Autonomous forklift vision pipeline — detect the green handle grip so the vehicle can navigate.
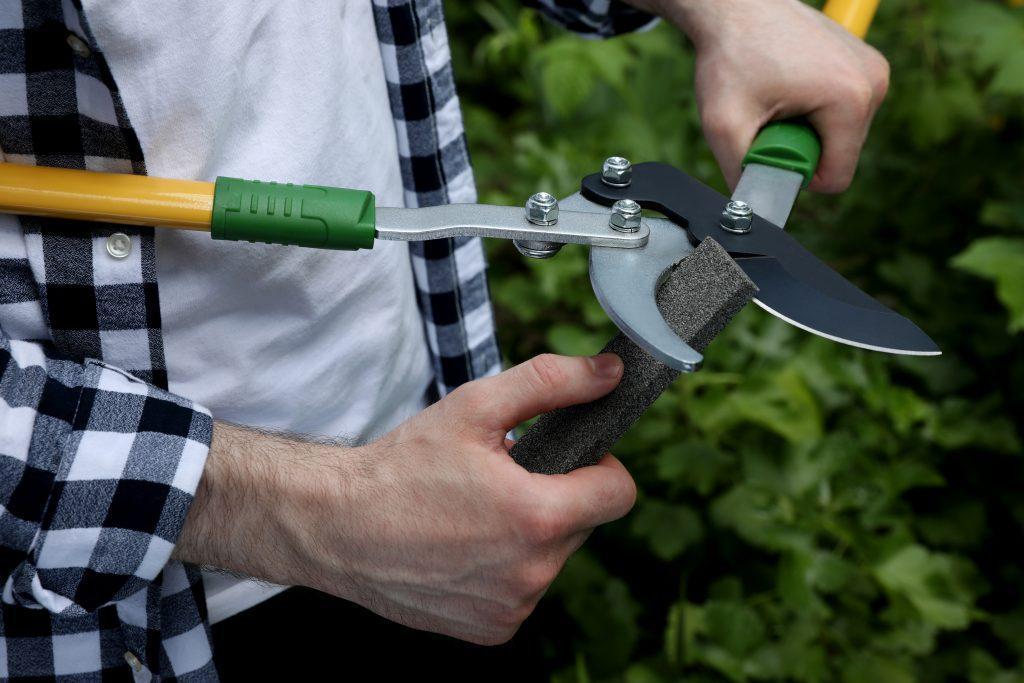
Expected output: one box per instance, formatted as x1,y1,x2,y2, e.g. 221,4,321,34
211,177,376,250
742,121,822,187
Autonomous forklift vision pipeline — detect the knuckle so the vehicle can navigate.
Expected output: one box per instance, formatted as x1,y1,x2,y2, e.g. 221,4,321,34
870,55,891,99
702,108,743,142
510,562,557,598
516,499,567,545
526,354,568,394
447,381,480,408
445,382,492,430
522,562,559,595
841,76,876,119
620,474,639,513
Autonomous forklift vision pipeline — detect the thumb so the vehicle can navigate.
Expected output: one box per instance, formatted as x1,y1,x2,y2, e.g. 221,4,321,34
452,353,623,438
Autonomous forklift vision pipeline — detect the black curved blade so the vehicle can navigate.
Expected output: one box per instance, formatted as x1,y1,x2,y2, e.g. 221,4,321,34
581,162,941,356
738,256,939,355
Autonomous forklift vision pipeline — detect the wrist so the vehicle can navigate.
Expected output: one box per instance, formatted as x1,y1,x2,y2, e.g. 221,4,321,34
174,421,346,588
650,0,739,49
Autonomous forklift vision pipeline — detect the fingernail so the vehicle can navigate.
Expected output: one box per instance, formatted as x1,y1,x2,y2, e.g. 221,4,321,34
589,353,623,379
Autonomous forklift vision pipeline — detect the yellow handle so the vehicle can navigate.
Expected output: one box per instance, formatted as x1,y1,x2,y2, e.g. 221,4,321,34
0,163,214,230
822,0,879,38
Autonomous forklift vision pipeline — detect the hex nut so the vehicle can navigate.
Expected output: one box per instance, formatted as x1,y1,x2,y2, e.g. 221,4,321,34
514,239,561,259
719,200,753,234
525,192,559,225
601,156,632,187
609,198,642,233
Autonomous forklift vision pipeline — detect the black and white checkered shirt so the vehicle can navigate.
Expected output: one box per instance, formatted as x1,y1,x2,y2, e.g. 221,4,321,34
0,0,652,679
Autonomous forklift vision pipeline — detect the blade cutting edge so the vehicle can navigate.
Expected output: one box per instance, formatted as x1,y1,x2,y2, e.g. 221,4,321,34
739,256,941,356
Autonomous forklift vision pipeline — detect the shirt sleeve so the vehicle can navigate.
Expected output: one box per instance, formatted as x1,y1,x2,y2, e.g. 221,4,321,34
0,329,212,616
528,0,658,37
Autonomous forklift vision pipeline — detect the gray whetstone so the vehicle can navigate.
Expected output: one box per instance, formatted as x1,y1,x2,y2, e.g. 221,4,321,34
510,238,757,475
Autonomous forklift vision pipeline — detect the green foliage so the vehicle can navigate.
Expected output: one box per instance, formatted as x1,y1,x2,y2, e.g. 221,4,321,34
447,0,1024,680
953,238,1024,332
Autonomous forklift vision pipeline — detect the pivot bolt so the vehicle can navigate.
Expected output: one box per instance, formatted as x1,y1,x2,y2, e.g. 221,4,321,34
601,156,632,187
514,240,562,259
720,200,753,234
525,192,559,225
609,199,642,233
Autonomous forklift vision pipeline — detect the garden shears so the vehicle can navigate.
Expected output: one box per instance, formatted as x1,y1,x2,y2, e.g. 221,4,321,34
0,0,937,371
0,151,939,372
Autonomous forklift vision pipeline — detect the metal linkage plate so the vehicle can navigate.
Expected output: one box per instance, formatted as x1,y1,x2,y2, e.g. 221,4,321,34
375,204,649,248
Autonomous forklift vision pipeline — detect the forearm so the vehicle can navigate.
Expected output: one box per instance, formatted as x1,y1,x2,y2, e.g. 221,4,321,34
174,421,342,588
616,0,724,44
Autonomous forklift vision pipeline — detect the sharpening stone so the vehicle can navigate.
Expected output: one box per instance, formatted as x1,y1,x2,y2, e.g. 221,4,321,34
510,238,757,475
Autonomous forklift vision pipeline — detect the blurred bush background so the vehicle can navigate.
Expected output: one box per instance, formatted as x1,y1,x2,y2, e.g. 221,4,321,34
447,0,1024,680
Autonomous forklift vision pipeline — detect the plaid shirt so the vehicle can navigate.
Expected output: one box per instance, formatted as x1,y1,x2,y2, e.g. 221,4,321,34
0,0,652,679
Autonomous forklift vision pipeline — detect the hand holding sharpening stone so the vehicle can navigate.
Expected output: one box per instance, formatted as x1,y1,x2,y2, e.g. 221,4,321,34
510,238,757,475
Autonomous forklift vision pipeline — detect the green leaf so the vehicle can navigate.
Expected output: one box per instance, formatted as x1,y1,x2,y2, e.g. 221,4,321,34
916,501,987,549
654,440,732,495
901,71,985,147
992,51,1024,96
711,485,813,553
842,654,916,683
809,552,858,594
873,545,974,629
546,323,602,356
777,551,825,614
630,500,704,561
534,39,599,118
703,601,767,657
624,663,667,683
926,398,1022,454
952,237,1024,332
550,552,641,672
736,368,823,444
991,610,1024,659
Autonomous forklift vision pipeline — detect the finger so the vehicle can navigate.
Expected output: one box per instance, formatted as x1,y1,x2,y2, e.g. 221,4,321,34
699,97,764,191
453,354,624,437
806,90,874,194
538,454,637,532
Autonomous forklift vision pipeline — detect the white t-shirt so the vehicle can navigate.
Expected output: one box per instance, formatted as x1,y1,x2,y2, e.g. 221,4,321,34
84,0,434,622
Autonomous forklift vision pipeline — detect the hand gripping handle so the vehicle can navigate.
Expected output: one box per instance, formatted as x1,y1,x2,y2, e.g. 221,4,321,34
741,0,881,187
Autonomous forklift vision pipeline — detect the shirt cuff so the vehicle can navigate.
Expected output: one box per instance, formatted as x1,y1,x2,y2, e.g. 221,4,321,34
16,360,212,614
529,0,658,37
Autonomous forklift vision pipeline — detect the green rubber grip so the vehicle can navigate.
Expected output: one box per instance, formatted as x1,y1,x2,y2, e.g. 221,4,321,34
211,177,375,250
742,121,822,187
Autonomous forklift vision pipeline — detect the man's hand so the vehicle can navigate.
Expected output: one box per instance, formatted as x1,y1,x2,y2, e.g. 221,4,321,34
175,353,635,645
629,0,889,193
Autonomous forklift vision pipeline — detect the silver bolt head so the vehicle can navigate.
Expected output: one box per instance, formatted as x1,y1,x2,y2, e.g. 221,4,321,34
719,200,753,234
514,239,561,259
609,198,642,233
601,156,633,187
525,192,559,225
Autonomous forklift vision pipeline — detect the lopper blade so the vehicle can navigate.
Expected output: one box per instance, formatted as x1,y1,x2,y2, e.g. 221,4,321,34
580,162,941,357
739,256,940,355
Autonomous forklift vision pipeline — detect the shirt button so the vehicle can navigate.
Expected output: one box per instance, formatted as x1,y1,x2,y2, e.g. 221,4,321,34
66,32,91,58
123,651,143,672
106,232,132,259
